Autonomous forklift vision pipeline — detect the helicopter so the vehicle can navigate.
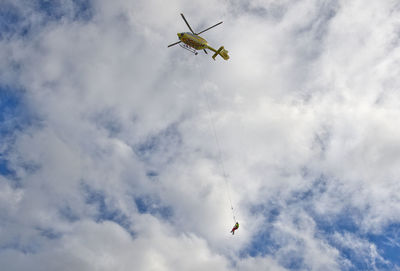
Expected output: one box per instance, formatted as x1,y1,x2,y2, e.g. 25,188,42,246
168,13,229,61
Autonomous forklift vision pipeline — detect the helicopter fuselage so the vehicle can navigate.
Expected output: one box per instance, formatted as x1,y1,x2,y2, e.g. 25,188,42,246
178,32,208,50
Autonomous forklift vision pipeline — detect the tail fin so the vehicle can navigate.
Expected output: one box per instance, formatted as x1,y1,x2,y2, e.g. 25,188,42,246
212,46,229,60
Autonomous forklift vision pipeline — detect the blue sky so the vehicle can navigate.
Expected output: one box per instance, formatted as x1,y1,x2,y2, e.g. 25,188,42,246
1,0,400,270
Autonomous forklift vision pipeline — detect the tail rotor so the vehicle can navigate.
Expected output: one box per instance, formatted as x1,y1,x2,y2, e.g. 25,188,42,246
212,46,230,60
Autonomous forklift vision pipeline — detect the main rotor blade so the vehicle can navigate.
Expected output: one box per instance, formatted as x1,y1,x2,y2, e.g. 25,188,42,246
168,41,181,47
181,13,195,34
196,21,223,35
203,49,208,54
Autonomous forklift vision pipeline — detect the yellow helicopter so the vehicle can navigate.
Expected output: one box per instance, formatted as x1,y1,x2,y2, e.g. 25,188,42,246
168,13,229,61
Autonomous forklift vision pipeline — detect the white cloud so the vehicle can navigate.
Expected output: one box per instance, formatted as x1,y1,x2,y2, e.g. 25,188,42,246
1,0,400,270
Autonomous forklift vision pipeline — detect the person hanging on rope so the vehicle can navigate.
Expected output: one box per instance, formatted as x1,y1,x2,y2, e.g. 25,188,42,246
230,221,239,235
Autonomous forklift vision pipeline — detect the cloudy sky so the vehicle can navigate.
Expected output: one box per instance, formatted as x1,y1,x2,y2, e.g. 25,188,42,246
1,0,400,270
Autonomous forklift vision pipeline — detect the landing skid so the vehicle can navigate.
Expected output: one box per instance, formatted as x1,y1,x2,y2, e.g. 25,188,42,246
180,44,198,55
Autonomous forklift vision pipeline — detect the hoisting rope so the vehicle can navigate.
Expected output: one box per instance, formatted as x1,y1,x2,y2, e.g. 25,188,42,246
197,63,237,223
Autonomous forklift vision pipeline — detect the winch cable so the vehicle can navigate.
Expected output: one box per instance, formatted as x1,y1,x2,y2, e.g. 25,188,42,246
197,63,237,223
